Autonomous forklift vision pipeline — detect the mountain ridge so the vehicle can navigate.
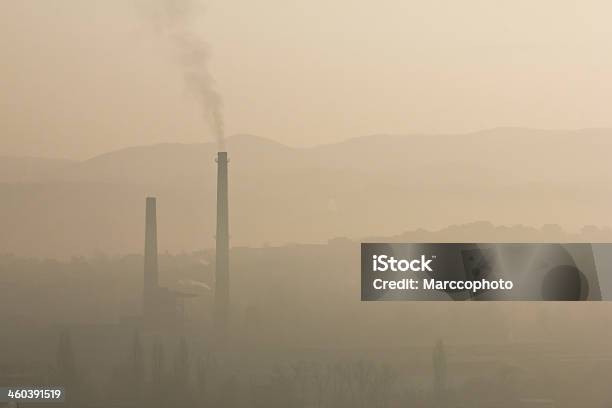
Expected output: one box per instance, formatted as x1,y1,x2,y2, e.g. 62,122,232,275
2,128,612,257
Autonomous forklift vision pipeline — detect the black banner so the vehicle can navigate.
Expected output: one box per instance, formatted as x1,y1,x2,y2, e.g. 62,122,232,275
361,243,612,301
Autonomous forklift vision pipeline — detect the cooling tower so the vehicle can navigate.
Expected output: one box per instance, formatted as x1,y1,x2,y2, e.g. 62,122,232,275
214,152,230,338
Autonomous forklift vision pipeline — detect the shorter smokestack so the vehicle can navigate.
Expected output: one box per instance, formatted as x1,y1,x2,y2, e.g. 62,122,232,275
144,197,159,324
214,152,229,339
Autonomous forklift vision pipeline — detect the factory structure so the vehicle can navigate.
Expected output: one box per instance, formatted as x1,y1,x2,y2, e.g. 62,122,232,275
142,151,230,338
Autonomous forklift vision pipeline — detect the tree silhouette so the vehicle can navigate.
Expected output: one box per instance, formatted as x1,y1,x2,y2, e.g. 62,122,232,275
433,339,447,407
56,328,77,406
150,337,165,407
132,330,145,399
172,336,193,406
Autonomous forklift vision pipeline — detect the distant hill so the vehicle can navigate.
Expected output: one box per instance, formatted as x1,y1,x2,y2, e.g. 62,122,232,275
2,128,612,257
11,127,612,185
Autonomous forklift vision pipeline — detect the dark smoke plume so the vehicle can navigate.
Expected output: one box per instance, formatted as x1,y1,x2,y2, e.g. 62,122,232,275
146,0,225,149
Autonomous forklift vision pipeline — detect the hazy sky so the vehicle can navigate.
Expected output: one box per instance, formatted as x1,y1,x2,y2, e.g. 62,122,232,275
1,0,612,159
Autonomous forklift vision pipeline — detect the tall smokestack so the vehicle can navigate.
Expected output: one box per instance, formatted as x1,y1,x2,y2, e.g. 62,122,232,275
144,197,159,325
214,152,229,338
